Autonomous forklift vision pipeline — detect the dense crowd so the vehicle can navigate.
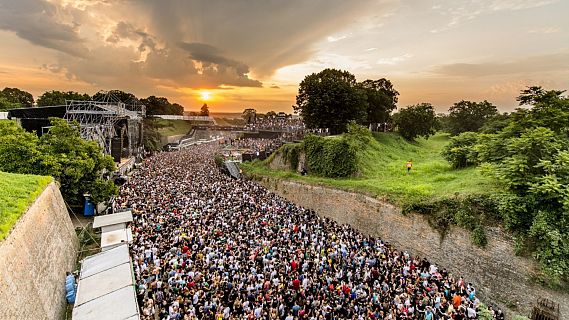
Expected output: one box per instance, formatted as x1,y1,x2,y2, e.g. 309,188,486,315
225,138,282,153
245,117,305,132
115,143,504,320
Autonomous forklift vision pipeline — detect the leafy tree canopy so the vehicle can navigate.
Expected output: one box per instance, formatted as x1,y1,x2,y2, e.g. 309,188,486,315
1,87,34,107
516,86,565,106
36,90,91,106
446,100,498,135
392,103,437,140
142,95,184,115
359,78,399,124
200,103,209,116
93,90,137,103
0,95,22,111
295,68,367,134
0,119,117,205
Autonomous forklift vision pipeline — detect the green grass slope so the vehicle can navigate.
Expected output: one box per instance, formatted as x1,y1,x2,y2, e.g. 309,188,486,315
0,172,52,241
242,132,498,205
155,119,192,136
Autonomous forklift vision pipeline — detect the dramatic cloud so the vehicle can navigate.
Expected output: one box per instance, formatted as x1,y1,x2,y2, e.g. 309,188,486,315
0,0,87,56
0,0,567,112
430,52,569,78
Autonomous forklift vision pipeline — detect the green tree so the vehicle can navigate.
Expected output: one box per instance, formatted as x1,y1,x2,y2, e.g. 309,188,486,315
479,113,511,134
447,100,498,135
516,86,565,106
1,87,34,107
359,78,399,124
36,90,90,106
441,132,480,168
92,90,137,103
0,95,21,111
141,96,184,115
200,103,209,116
295,68,367,134
0,119,117,205
392,103,437,140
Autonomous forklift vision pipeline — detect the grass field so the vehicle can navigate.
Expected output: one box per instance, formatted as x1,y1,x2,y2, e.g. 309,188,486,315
242,132,499,205
154,119,192,136
0,172,52,241
214,117,246,126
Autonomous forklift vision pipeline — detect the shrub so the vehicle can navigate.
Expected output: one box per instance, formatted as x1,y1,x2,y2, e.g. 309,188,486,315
304,135,357,177
441,132,480,168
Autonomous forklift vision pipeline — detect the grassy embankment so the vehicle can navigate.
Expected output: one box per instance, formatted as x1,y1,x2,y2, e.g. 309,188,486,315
0,171,52,241
154,119,193,136
214,117,246,126
242,132,499,205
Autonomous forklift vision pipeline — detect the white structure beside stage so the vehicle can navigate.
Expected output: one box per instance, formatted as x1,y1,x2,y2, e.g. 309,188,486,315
72,244,139,320
93,210,134,251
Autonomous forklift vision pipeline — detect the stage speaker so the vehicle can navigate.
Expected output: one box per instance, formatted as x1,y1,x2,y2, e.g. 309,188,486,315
111,138,122,162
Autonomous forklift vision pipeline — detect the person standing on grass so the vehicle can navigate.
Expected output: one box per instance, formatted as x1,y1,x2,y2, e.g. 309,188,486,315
406,159,413,174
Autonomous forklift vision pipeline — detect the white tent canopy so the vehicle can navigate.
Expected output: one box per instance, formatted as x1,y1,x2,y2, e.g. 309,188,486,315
72,244,139,320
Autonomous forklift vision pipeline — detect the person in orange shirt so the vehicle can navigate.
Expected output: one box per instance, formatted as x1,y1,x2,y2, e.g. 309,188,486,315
406,159,413,175
453,293,462,309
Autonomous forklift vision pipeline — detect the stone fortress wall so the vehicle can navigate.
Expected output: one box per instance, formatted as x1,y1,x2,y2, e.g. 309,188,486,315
256,177,568,319
0,182,78,319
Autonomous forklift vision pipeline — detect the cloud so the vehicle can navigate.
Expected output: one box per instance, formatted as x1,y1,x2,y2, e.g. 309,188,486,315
0,0,88,56
528,26,560,34
2,0,394,93
377,53,413,65
430,0,558,33
327,35,348,42
136,0,390,76
430,52,569,77
270,85,280,89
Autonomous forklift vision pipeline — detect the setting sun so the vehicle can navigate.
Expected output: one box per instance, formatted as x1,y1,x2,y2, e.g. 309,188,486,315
200,91,211,101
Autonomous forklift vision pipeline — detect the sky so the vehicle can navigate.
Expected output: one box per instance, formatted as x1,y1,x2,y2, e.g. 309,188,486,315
0,0,567,113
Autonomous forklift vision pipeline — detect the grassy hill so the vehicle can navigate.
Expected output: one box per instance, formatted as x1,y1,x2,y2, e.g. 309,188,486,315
0,172,52,241
154,119,193,136
242,132,498,205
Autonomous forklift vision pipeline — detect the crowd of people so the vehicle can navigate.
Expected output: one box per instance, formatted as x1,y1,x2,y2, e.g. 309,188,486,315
224,138,282,153
115,142,504,320
245,116,305,132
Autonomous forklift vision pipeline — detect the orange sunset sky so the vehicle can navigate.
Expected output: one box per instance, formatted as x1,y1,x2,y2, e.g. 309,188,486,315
0,0,568,113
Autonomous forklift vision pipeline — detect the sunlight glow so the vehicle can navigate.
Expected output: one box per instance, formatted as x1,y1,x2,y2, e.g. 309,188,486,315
200,91,211,101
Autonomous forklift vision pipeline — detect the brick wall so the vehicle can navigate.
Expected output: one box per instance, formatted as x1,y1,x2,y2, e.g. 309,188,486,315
257,177,568,319
0,182,78,319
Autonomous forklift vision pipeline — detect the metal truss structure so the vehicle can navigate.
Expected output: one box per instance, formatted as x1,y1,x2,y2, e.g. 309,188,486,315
63,91,146,156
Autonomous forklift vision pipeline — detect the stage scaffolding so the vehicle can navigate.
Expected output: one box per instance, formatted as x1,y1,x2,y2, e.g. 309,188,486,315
63,91,146,157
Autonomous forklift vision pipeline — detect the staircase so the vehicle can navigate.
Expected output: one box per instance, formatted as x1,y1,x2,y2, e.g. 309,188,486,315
224,161,241,179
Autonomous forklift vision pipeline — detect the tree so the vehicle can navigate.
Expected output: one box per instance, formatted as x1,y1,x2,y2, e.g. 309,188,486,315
516,86,565,106
92,90,137,103
0,95,21,111
242,108,256,124
479,113,511,134
507,88,569,136
441,132,480,168
295,68,367,134
446,100,498,135
0,119,117,205
1,87,34,107
141,96,184,115
36,90,90,106
359,78,399,124
200,103,209,116
392,103,437,140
